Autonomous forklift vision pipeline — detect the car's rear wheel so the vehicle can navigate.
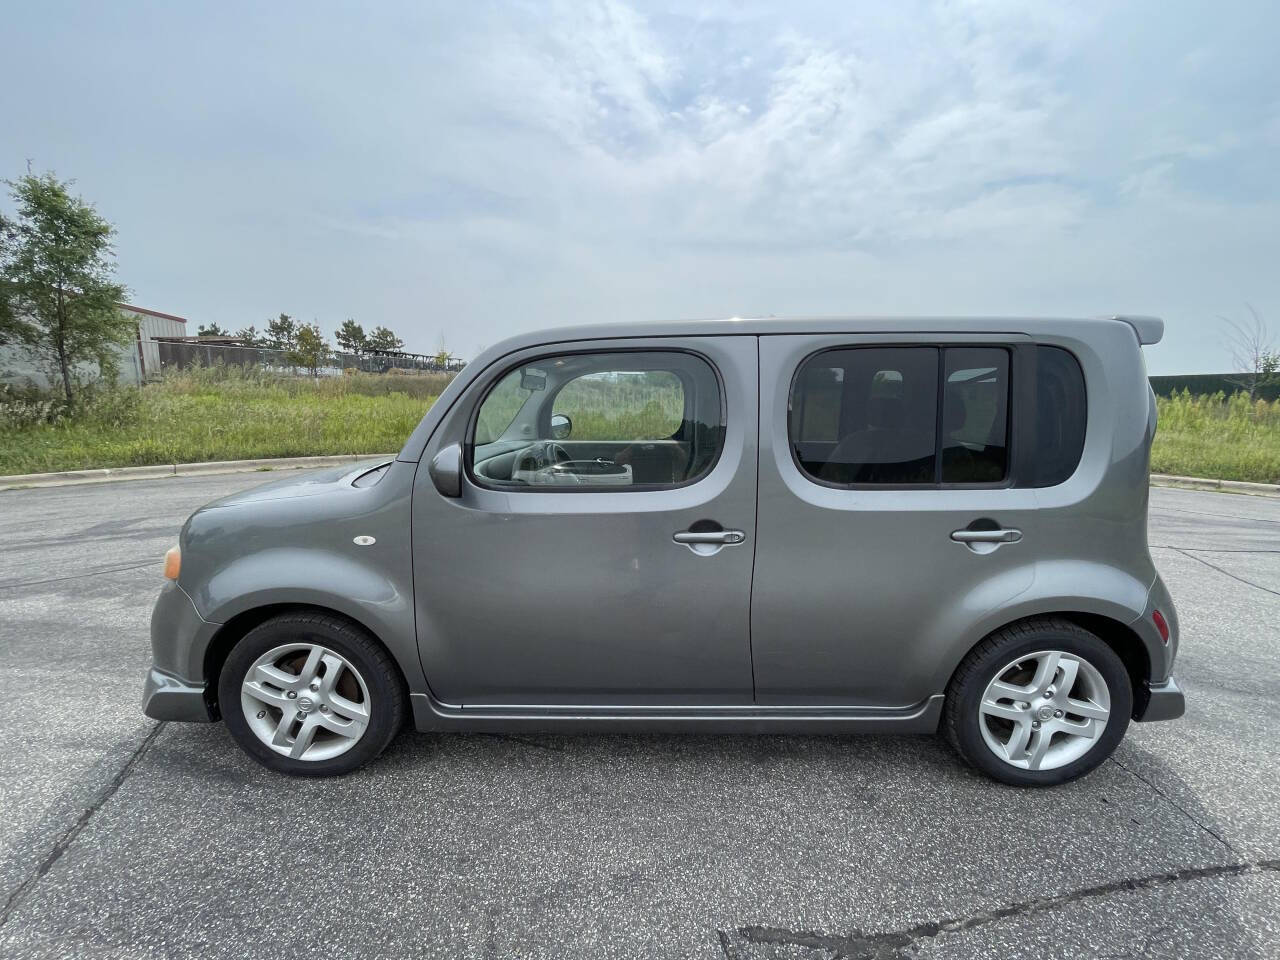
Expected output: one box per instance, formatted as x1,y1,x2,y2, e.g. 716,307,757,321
218,612,406,776
944,618,1132,786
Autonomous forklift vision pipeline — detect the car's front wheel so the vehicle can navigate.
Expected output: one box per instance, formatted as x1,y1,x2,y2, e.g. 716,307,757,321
944,618,1133,786
218,612,406,776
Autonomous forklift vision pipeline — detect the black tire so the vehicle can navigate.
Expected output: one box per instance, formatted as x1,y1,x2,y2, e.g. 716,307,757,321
218,612,407,777
943,617,1133,787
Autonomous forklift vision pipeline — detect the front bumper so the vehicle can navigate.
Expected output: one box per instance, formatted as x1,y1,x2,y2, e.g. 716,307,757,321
1133,677,1185,722
143,666,212,722
144,579,217,722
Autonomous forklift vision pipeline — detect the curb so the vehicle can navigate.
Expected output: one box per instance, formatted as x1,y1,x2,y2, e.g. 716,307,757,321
1149,474,1280,498
0,454,397,491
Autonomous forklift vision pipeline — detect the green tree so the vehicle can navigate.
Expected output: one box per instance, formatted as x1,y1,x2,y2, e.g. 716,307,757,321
367,324,404,352
0,172,131,404
235,324,261,347
266,312,296,351
197,321,229,337
335,318,367,354
0,288,29,345
288,321,330,375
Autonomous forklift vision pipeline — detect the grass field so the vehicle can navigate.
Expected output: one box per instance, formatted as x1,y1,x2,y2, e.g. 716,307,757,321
0,369,450,475
1150,390,1280,484
1,373,1277,483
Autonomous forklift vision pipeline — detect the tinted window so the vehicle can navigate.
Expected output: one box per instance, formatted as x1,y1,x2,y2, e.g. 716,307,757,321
942,348,1009,483
1031,345,1086,486
793,363,844,442
791,345,1014,487
792,347,939,485
471,351,721,490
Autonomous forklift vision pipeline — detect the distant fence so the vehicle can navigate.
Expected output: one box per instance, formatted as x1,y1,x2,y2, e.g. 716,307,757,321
1150,373,1280,402
152,342,465,379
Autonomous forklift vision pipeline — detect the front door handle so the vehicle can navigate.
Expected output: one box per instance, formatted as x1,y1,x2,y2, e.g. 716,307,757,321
673,529,746,545
950,528,1022,544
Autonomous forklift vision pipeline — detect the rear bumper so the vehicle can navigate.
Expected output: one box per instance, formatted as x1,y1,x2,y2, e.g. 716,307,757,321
143,666,213,722
1133,677,1185,722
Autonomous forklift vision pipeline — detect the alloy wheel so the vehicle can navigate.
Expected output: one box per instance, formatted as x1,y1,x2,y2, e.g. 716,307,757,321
240,642,371,761
977,649,1111,771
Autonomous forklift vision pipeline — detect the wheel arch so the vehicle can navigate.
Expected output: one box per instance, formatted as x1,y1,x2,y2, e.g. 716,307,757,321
945,610,1151,719
202,603,408,720
1055,611,1150,711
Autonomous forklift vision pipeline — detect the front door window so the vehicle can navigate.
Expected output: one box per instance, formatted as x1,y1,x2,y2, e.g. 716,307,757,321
470,350,723,489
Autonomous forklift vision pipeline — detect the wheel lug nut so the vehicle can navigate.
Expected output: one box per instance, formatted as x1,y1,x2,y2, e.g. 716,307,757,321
286,691,297,699
1032,721,1041,729
310,681,320,691
1054,709,1064,718
320,705,328,712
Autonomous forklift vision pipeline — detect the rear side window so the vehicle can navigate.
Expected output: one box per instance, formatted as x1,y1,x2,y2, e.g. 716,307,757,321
790,345,1010,487
792,347,939,484
942,348,1009,483
1030,346,1086,487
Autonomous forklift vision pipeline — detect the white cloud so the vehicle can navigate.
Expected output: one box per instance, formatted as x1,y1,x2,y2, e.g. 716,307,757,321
452,0,1099,250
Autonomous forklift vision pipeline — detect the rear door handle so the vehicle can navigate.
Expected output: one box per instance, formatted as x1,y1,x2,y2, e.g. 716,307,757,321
950,528,1022,544
673,529,746,545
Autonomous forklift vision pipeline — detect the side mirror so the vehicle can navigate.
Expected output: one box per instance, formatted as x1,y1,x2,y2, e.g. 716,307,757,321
429,442,462,498
550,413,572,440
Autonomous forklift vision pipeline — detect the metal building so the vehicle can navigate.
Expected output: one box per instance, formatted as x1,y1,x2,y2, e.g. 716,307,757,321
120,303,189,383
0,302,189,389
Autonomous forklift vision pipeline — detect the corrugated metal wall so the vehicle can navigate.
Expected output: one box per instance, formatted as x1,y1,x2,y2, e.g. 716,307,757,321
127,310,188,382
0,305,188,389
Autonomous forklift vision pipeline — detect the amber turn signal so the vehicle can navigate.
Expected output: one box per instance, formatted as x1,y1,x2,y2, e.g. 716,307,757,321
163,546,181,580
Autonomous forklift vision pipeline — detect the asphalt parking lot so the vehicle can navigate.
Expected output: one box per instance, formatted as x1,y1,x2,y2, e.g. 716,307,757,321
0,475,1277,959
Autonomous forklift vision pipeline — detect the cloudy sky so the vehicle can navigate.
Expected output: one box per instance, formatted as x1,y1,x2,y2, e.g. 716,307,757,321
3,0,1277,373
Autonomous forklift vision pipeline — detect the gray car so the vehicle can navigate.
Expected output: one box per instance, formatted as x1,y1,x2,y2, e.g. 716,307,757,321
144,316,1183,786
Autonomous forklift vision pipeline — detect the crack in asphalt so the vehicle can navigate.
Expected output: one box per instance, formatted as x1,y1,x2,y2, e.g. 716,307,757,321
477,733,568,753
1155,505,1280,525
719,860,1280,959
0,722,166,930
0,558,159,590
0,516,166,552
1110,757,1238,855
1150,544,1280,554
1169,547,1280,598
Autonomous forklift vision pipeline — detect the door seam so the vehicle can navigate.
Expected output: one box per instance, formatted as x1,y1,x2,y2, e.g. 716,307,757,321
748,335,761,703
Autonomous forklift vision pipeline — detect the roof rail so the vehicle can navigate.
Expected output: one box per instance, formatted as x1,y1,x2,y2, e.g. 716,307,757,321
1104,315,1164,345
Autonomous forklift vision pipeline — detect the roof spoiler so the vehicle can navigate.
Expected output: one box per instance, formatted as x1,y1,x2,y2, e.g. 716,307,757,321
1106,315,1164,345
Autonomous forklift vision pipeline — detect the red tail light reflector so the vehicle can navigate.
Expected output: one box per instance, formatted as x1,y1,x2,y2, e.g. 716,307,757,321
1152,609,1170,644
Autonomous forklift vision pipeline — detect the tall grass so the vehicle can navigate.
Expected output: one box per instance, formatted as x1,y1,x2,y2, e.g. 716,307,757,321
0,369,447,474
1151,390,1280,484
554,375,683,440
474,372,685,443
